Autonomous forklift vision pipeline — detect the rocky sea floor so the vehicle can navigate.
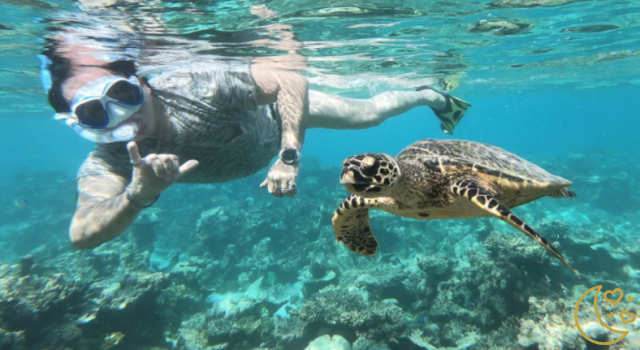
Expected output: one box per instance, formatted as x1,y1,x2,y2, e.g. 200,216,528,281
0,150,639,350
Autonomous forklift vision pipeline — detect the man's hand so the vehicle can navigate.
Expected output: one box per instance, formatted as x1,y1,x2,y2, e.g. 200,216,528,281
260,159,299,198
126,141,199,203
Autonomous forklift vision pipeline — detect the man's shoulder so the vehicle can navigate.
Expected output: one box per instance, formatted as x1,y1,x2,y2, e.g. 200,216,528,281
139,57,252,83
140,57,258,109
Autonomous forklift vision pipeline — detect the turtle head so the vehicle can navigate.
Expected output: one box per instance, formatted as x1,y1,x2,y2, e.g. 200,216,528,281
339,153,400,196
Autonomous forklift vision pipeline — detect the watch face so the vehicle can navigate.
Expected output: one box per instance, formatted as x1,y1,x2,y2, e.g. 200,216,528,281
281,148,298,163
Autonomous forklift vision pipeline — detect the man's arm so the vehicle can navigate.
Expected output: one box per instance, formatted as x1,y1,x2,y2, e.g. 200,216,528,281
252,66,309,197
70,173,145,249
245,14,310,197
276,71,308,154
251,67,308,152
70,143,198,249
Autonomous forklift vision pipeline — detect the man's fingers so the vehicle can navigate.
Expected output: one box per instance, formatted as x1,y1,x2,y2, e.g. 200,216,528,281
161,155,179,177
178,160,199,176
260,173,297,198
269,180,283,198
149,156,166,178
272,188,284,198
284,180,297,197
127,141,143,165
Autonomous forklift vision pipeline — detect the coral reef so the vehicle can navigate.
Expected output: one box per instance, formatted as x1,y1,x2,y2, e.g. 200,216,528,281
1,153,639,349
304,335,350,350
295,285,414,342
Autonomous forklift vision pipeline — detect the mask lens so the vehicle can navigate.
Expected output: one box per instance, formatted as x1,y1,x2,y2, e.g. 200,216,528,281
106,80,143,105
75,100,108,128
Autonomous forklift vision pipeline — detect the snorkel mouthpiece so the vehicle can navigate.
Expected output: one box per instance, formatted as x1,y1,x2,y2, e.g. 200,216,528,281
72,122,138,143
72,123,138,143
79,122,138,143
56,113,139,143
111,123,137,141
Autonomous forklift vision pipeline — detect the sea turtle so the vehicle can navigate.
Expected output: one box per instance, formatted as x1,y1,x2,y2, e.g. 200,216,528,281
332,138,578,274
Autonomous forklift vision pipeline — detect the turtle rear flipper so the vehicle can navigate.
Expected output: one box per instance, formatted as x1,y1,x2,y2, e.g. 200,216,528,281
450,178,579,275
548,188,576,198
332,195,386,256
415,85,471,135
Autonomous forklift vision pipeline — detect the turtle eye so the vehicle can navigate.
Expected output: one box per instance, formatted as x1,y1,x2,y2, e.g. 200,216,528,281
351,170,370,183
352,184,369,192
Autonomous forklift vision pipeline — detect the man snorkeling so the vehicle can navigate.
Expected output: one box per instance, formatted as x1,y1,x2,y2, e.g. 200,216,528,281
41,2,472,250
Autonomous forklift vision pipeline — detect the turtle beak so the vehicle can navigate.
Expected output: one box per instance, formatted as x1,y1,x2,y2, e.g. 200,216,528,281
340,169,358,185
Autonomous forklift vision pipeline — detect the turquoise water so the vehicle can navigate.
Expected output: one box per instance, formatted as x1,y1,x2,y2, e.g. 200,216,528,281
2,0,640,181
1,1,640,349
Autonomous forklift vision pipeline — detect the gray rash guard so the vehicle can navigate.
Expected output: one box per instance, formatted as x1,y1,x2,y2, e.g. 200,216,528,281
76,59,282,184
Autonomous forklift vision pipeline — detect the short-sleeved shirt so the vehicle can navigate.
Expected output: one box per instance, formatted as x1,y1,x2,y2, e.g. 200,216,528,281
76,59,282,184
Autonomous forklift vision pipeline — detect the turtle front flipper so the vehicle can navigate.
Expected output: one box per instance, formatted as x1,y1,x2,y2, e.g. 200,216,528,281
450,178,579,275
332,194,382,256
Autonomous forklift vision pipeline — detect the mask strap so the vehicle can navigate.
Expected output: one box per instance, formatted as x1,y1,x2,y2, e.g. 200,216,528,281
53,112,70,121
38,55,52,93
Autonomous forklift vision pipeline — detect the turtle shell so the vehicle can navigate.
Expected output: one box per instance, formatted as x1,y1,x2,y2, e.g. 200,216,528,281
397,139,572,192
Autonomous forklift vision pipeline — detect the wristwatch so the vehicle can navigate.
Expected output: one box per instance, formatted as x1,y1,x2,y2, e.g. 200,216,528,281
279,147,299,165
124,186,159,209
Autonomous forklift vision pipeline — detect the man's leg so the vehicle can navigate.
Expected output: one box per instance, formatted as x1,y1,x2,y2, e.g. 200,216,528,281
306,88,471,134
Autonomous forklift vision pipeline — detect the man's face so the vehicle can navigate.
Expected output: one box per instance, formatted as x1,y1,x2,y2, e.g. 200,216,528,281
62,68,157,140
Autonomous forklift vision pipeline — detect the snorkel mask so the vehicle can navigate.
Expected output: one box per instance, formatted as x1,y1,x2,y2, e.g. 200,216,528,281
55,75,144,143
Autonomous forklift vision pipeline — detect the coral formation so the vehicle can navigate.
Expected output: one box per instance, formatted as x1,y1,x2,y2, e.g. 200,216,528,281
296,285,414,342
1,153,639,349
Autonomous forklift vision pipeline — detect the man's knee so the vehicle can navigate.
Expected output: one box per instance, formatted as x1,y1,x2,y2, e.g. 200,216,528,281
357,113,384,128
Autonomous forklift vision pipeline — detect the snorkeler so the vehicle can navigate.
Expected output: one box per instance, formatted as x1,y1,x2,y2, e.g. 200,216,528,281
41,2,472,250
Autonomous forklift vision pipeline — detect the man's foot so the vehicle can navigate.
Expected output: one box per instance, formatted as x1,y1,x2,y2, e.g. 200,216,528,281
416,85,471,135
